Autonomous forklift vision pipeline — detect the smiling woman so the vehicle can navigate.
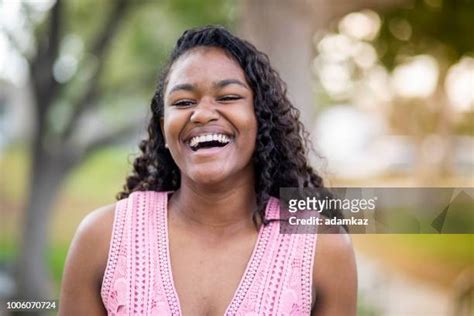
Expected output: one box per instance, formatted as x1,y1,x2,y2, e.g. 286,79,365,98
161,48,257,187
58,26,357,316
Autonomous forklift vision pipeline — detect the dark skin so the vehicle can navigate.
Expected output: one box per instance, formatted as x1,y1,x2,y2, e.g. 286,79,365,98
59,48,357,315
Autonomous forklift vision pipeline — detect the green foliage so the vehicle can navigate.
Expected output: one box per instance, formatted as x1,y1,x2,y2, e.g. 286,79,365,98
64,0,112,44
376,0,474,69
165,0,235,28
24,0,237,134
99,0,235,92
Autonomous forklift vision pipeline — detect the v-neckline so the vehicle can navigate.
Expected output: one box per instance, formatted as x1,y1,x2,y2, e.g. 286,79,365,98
161,191,268,315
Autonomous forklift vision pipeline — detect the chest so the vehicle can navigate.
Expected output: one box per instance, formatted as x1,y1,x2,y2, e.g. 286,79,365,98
168,228,257,315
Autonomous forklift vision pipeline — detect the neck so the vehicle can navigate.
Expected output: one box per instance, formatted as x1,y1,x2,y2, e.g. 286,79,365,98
169,172,257,231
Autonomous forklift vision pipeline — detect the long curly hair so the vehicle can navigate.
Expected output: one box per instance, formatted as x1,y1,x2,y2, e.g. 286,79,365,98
117,26,334,225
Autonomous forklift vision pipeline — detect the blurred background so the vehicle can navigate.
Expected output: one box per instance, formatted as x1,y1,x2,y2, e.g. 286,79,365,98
0,0,472,315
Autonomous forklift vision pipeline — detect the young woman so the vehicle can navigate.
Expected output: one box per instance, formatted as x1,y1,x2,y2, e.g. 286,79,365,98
59,26,357,315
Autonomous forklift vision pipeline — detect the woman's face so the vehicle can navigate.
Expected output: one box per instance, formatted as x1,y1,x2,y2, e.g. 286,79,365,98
162,47,257,185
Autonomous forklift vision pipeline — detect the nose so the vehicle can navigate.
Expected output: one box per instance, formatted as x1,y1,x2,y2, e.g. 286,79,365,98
190,98,219,124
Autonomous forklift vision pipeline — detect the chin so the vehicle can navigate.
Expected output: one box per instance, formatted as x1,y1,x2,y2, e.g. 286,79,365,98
188,166,231,185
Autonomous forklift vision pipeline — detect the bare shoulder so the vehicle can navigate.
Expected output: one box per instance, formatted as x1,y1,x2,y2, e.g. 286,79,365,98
315,230,355,266
76,203,116,247
69,202,116,280
311,231,357,315
58,203,117,316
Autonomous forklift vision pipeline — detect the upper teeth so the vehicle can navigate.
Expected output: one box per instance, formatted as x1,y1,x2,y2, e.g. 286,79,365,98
189,133,231,148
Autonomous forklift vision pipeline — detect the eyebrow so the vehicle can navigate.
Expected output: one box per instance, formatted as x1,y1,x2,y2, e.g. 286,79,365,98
168,83,196,95
167,79,248,95
214,79,248,89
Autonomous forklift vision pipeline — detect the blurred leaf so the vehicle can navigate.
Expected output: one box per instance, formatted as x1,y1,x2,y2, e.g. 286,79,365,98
376,0,474,69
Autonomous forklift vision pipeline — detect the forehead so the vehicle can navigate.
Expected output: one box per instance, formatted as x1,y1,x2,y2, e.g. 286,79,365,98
166,47,246,88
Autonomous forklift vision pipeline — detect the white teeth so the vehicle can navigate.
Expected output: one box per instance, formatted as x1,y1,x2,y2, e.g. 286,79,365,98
188,133,231,148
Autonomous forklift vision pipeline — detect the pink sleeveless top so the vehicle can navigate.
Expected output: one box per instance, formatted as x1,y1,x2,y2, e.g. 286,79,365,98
101,191,318,315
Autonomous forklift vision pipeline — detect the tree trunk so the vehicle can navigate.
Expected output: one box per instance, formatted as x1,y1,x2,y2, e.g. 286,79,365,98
238,0,317,129
15,148,71,303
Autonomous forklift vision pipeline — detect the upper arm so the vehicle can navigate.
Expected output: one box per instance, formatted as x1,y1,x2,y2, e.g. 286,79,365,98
311,231,358,316
58,203,116,316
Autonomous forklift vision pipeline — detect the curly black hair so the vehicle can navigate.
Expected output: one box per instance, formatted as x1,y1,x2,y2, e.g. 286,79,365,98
117,25,335,225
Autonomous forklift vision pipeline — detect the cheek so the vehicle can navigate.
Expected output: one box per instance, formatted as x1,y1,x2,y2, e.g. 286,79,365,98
248,118,258,144
163,111,184,141
245,108,258,139
239,111,258,149
162,111,189,167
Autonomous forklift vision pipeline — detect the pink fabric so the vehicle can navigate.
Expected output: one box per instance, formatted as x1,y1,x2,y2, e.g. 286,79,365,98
101,191,318,315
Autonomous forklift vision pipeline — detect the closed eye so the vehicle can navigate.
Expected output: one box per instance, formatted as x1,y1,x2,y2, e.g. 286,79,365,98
217,95,242,102
172,99,195,107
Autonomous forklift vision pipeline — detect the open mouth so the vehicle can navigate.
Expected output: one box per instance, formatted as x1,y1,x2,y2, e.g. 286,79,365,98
188,133,232,152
